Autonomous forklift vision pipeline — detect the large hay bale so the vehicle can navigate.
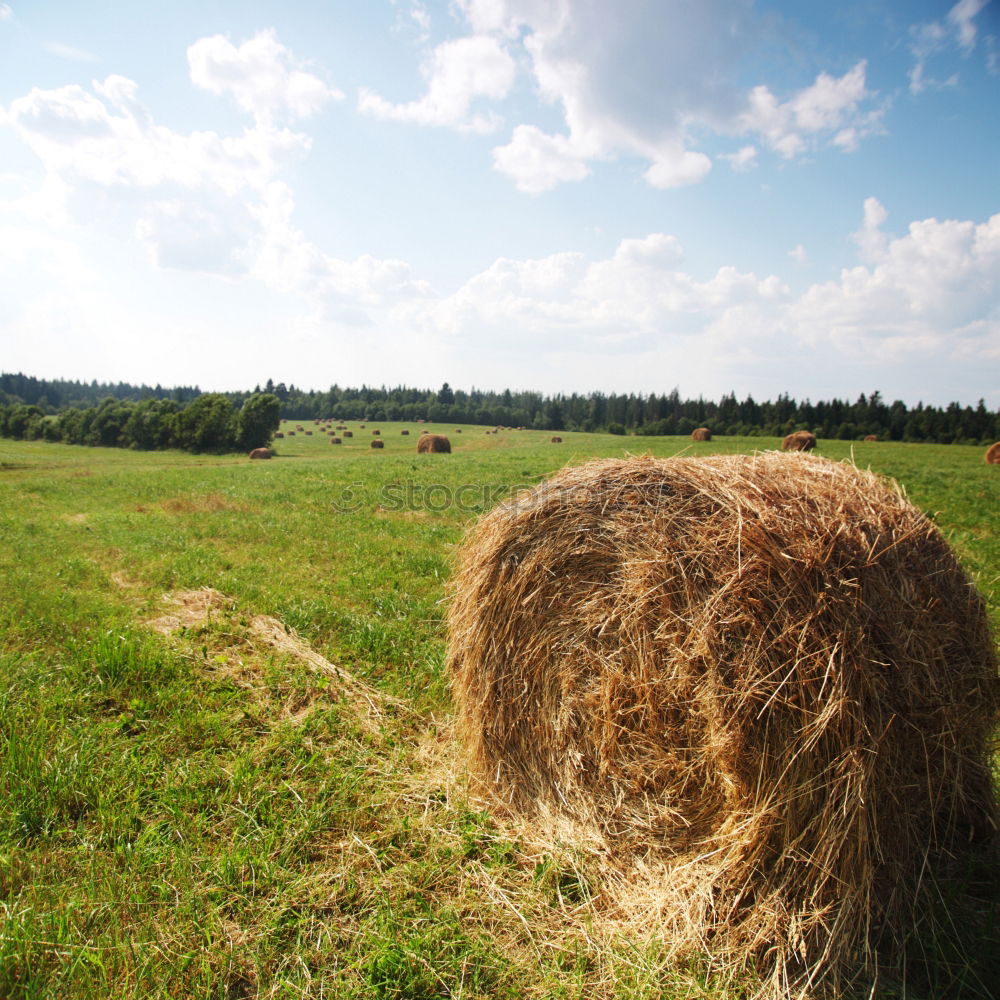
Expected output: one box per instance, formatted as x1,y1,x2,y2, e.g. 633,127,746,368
448,453,998,998
248,448,271,460
401,429,410,436
330,437,341,445
343,431,353,438
550,436,562,443
782,429,817,451
986,441,1000,464
864,434,878,442
370,439,384,449
416,433,451,454
691,427,711,441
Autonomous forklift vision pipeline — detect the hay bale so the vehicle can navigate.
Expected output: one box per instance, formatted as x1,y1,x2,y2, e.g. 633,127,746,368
370,439,384,449
274,432,284,439
455,429,462,433
864,434,878,442
305,431,313,436
330,437,341,445
287,431,296,436
248,448,271,460
343,431,353,438
985,441,1000,464
782,429,817,451
447,453,998,998
401,429,410,435
691,427,711,442
372,429,381,436
416,433,451,454
550,436,562,443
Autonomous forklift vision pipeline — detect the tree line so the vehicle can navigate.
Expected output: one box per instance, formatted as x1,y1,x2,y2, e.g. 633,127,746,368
1,371,997,449
0,393,281,453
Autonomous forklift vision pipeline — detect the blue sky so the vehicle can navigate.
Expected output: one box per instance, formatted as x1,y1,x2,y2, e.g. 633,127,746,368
1,0,997,406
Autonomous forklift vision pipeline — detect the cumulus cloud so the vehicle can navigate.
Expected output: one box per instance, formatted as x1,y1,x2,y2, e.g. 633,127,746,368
0,4,11,20
362,0,886,193
909,0,990,94
187,30,342,124
358,35,515,133
740,62,882,157
2,35,425,320
400,202,1000,388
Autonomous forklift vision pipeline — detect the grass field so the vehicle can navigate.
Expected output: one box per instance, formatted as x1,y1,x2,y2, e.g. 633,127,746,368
1,423,997,999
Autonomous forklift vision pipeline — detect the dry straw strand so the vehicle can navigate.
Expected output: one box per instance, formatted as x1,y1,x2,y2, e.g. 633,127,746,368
447,452,998,999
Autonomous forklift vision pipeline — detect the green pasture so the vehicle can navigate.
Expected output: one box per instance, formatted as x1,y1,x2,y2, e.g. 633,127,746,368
0,425,997,998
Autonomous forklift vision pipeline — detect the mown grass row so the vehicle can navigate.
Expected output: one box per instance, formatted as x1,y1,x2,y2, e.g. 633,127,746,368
1,428,997,998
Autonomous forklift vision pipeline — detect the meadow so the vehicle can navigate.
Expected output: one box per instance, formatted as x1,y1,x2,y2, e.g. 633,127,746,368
1,422,997,999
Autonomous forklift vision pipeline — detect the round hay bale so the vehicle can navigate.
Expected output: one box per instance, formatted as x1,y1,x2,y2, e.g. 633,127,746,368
305,431,313,436
864,434,878,442
287,431,296,436
372,429,381,436
274,432,284,439
370,439,384,449
447,453,998,996
985,441,1000,464
550,436,562,443
401,429,410,435
248,448,271,460
330,437,341,445
455,428,462,433
782,429,817,451
691,427,711,442
343,431,353,438
416,433,451,454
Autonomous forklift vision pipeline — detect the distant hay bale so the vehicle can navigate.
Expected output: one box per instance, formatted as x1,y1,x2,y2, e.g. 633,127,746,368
550,436,562,443
287,431,296,436
691,427,712,441
864,434,878,442
343,431,353,438
370,439,384,449
416,433,451,454
985,441,1000,464
330,437,341,445
372,429,381,436
782,430,817,451
248,448,271,460
448,453,998,999
305,431,313,436
401,429,410,435
274,432,284,439
455,429,462,433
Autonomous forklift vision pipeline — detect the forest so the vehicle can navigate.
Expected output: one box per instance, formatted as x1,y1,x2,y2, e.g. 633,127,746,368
1,372,998,451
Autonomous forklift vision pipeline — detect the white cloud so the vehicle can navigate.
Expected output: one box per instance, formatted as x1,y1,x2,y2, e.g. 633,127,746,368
490,124,590,193
2,40,426,320
909,0,990,94
358,35,515,133
740,62,880,158
720,145,758,171
401,202,1000,390
789,244,808,265
187,30,342,124
365,1,883,193
0,4,11,21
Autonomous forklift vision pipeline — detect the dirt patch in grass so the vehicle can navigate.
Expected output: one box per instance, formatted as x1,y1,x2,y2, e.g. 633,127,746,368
145,587,233,633
145,588,414,732
152,492,251,515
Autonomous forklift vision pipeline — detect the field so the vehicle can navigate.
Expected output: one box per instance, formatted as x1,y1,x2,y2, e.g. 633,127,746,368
1,422,997,999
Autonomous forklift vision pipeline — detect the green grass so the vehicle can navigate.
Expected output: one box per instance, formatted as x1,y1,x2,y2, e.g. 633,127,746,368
0,425,997,998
